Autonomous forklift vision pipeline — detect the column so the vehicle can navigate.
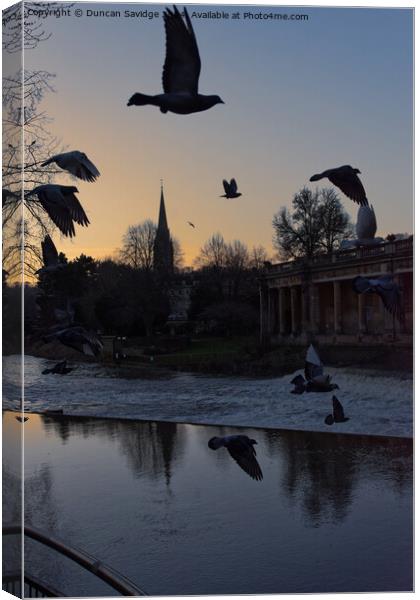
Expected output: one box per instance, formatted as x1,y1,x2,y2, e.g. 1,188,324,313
278,288,285,336
259,285,269,344
358,293,366,334
309,283,320,334
333,281,342,334
290,287,298,335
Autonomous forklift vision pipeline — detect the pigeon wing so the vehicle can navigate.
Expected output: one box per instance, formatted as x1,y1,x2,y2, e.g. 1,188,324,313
376,281,404,320
36,188,76,238
328,168,368,206
62,188,90,227
41,235,59,267
162,6,201,94
332,396,346,421
79,154,100,182
222,179,230,195
305,344,323,380
227,439,263,481
230,178,238,194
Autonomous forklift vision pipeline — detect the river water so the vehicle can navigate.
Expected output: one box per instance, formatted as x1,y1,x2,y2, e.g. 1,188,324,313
3,354,413,437
3,412,413,596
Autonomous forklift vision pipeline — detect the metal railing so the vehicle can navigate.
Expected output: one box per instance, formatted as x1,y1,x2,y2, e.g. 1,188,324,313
3,524,147,597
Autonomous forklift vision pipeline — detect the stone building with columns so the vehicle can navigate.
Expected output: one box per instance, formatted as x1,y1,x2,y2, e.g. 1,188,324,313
260,238,413,346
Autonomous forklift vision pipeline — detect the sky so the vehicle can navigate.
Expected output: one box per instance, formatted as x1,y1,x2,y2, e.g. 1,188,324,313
22,3,413,264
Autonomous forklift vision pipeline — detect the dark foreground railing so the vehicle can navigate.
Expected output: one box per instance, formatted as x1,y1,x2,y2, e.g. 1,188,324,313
3,524,147,597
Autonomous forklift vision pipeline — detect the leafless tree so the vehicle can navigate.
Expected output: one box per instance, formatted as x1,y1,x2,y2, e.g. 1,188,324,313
3,3,73,53
273,187,353,262
120,219,184,272
195,232,227,269
3,69,65,280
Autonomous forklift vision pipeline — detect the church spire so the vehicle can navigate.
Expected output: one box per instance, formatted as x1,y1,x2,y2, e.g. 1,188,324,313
153,180,174,275
158,180,169,231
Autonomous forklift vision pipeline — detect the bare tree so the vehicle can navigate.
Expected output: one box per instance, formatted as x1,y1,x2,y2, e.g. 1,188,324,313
273,187,353,261
195,232,227,269
3,69,65,280
120,219,184,272
3,3,73,53
249,245,269,270
120,220,156,270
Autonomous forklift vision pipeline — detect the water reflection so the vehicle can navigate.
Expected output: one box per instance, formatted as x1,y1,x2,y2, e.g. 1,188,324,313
5,413,412,596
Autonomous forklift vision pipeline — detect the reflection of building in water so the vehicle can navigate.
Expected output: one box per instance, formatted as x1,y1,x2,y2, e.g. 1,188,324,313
41,416,183,486
264,429,413,527
260,238,413,345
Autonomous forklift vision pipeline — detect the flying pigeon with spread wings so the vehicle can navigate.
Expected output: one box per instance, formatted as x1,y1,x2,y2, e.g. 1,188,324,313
353,275,404,321
324,396,349,425
28,184,89,238
208,435,263,481
128,6,224,114
220,178,242,199
310,165,368,207
42,151,100,183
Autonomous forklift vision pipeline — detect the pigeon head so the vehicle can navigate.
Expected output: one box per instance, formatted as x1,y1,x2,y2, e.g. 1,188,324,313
324,414,334,426
208,437,222,450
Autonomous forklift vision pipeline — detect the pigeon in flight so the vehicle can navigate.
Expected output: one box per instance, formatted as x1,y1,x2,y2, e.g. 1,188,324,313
352,275,404,321
15,416,29,423
41,151,100,183
128,6,224,114
208,435,263,481
309,165,368,206
187,221,195,228
36,235,64,276
43,326,103,357
28,185,89,238
42,360,74,375
290,345,339,393
220,178,242,199
324,396,349,425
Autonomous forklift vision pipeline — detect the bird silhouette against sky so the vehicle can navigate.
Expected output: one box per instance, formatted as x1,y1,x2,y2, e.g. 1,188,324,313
28,184,89,238
310,165,368,206
220,178,242,199
42,151,100,182
127,6,224,114
324,396,349,426
36,235,63,275
187,221,195,228
353,275,404,321
208,435,263,481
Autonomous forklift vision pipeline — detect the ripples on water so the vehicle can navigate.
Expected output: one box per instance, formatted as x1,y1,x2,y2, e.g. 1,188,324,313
3,413,413,596
3,354,413,437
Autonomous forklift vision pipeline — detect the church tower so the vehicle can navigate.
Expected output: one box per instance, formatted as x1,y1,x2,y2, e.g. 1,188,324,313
153,182,174,276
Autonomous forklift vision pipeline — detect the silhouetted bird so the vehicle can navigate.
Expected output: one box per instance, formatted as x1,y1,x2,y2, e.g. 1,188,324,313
290,345,339,393
290,374,306,395
15,416,29,423
356,204,377,240
325,396,349,425
208,435,263,481
29,185,89,238
36,235,64,275
43,326,103,357
42,360,74,375
2,188,18,207
353,275,404,321
41,151,100,182
187,221,195,228
310,165,368,206
220,178,242,199
128,6,224,114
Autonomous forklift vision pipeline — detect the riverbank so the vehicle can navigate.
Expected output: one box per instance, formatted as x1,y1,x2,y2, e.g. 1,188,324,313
20,336,413,378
